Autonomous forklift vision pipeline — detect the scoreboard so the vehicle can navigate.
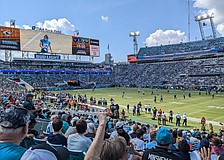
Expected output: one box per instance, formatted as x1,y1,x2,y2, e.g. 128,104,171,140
0,26,100,57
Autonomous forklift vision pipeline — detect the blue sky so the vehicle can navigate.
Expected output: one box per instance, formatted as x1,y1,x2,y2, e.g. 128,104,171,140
0,0,223,62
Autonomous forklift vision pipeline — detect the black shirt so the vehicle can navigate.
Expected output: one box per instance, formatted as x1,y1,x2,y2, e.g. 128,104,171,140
143,146,180,160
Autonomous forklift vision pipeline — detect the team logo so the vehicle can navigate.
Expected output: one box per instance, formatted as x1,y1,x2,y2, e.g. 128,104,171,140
0,29,12,36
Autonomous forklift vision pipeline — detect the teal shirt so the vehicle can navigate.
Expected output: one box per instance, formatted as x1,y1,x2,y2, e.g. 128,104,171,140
0,142,26,160
62,121,69,133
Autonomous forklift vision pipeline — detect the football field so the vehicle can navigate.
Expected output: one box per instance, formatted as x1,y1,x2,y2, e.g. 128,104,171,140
60,88,224,131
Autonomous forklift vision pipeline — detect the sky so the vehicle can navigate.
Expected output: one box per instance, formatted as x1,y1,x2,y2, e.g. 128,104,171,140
0,0,224,63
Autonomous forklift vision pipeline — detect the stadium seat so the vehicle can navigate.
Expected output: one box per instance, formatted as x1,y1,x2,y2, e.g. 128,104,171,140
68,151,85,160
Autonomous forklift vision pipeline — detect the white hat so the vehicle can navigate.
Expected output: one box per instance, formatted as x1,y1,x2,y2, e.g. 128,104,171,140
116,121,124,128
20,148,57,160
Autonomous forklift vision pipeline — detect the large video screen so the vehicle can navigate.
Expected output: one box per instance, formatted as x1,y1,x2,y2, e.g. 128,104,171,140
72,36,90,56
128,55,137,63
0,26,100,56
0,26,20,50
20,29,72,54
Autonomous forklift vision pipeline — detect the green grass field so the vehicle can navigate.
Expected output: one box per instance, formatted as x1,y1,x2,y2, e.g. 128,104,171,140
59,88,224,132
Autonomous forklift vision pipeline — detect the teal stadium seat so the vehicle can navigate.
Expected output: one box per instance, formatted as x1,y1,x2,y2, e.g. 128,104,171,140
69,151,85,160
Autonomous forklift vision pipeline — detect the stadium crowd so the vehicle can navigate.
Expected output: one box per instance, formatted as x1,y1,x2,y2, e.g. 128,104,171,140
138,37,224,56
114,57,224,88
0,78,223,160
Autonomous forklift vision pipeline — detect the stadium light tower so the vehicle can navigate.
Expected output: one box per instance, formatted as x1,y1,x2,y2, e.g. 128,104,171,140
195,13,216,40
10,19,16,28
74,30,79,36
129,31,140,55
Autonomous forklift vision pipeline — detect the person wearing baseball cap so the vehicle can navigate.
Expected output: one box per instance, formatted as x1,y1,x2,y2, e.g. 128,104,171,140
0,106,31,160
110,121,124,138
23,93,38,115
143,127,181,160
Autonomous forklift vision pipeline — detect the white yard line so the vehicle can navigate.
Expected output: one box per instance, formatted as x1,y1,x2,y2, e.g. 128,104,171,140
212,115,224,121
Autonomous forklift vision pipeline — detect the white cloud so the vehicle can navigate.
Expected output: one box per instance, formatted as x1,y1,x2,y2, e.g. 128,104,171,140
193,0,224,36
145,29,187,46
1,18,75,35
35,18,75,35
217,23,224,36
101,16,109,22
22,25,32,30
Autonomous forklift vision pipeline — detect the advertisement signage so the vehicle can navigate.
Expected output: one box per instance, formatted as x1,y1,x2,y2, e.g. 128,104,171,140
72,36,90,56
90,39,100,57
128,55,137,63
0,26,20,50
34,54,61,60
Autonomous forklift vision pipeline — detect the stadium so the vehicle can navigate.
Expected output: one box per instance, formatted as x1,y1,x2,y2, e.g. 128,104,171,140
0,1,224,160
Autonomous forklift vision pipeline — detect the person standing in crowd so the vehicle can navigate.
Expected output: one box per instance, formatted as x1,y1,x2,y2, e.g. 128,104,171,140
183,92,186,99
121,109,125,120
0,107,30,160
144,104,148,113
23,94,37,115
157,109,162,125
143,128,180,160
188,92,191,97
169,110,174,123
137,105,140,116
122,90,125,98
127,104,130,113
182,113,187,126
212,92,215,99
154,95,156,103
160,95,163,102
133,105,136,116
147,104,151,114
162,112,166,125
152,107,157,120
176,112,181,126
174,93,177,99
201,117,206,131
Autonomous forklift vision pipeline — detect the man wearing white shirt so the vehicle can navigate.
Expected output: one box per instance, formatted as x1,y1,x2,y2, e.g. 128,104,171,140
182,113,187,126
176,112,181,126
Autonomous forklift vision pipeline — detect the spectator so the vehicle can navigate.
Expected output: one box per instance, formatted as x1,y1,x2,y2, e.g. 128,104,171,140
67,119,92,152
130,129,145,151
142,127,180,160
145,131,157,149
110,121,124,138
23,94,37,114
61,114,69,134
46,115,58,134
0,107,30,160
47,119,67,146
211,137,224,156
100,136,130,160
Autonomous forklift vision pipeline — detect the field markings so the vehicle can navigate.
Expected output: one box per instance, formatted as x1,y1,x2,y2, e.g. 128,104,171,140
187,109,210,115
170,102,186,105
125,96,133,99
212,115,224,121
